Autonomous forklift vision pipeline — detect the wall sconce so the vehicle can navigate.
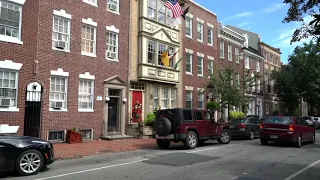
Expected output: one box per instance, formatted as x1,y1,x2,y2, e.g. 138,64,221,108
105,97,110,102
123,97,127,103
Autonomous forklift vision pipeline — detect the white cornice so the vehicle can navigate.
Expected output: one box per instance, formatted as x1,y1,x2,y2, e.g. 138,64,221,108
82,18,97,27
7,0,26,5
106,25,119,33
79,72,95,80
0,60,23,70
51,68,69,77
53,9,72,19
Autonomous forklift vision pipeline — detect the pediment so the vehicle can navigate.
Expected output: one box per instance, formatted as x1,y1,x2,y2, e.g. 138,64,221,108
152,28,173,43
104,75,126,85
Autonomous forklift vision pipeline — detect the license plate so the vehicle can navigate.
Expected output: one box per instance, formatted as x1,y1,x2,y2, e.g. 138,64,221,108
229,125,235,128
270,135,278,139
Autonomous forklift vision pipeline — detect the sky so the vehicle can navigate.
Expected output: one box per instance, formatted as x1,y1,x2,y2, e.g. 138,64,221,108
193,0,314,64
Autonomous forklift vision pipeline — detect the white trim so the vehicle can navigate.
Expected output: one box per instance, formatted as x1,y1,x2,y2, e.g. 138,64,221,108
106,25,119,33
197,88,205,92
218,35,243,47
82,18,97,27
185,48,194,54
78,109,94,112
185,86,194,91
186,13,193,18
50,68,69,77
207,23,214,28
207,55,214,60
197,17,204,24
107,9,120,15
49,108,68,112
81,51,97,58
0,60,23,70
0,107,19,112
190,0,217,16
6,0,25,5
0,35,23,45
243,49,264,60
53,9,72,19
79,72,95,80
197,52,204,57
82,0,98,7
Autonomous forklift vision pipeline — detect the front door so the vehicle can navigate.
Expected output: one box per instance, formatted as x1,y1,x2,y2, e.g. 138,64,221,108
194,110,206,137
131,91,142,123
108,97,119,133
204,111,217,136
24,82,43,137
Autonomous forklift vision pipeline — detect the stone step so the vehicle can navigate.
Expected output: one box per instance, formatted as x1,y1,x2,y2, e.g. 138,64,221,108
101,135,135,140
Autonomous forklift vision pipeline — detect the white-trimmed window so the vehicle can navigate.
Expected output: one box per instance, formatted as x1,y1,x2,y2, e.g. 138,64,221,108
198,92,204,109
275,57,279,65
251,73,255,92
153,87,176,109
83,0,97,6
147,38,176,67
107,0,119,13
186,91,192,108
257,79,261,91
208,60,214,77
78,72,94,111
185,17,192,37
256,61,260,72
220,41,224,58
147,0,173,25
106,30,118,61
52,16,70,51
0,0,23,44
153,86,159,109
208,28,213,45
197,56,203,76
235,47,240,63
245,56,250,69
270,54,274,63
228,44,232,61
148,39,156,64
236,73,240,88
162,87,169,109
266,102,270,114
186,53,192,74
50,75,68,110
265,52,268,61
197,22,203,41
171,88,176,108
81,19,97,57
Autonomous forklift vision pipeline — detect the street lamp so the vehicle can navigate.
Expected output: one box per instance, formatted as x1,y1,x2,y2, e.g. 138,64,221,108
206,82,217,100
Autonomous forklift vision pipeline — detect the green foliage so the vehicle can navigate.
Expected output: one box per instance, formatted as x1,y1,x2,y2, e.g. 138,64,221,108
229,111,246,119
206,101,220,111
144,112,155,126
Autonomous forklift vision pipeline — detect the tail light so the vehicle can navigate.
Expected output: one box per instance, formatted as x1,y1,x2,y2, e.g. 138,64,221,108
288,125,294,131
238,123,246,128
260,123,263,129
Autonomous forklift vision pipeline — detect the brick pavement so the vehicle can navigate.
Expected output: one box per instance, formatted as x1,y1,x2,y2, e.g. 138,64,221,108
53,138,157,160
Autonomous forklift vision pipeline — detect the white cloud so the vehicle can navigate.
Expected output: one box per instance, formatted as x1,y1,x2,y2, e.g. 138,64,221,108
238,21,252,27
264,3,286,13
223,12,254,22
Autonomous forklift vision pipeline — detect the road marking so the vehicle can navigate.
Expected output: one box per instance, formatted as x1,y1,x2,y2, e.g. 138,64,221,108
187,140,258,153
283,158,320,180
34,159,149,180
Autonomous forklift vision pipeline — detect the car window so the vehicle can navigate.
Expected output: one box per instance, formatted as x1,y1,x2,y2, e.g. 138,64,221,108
204,112,211,121
229,118,246,123
297,118,309,126
264,116,292,124
251,118,259,124
194,111,202,120
183,110,193,121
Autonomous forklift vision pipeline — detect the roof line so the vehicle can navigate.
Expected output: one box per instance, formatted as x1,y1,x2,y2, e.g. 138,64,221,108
189,0,217,16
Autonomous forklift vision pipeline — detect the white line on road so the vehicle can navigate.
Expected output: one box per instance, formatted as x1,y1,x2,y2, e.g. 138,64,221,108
187,140,258,153
34,159,149,180
283,158,320,180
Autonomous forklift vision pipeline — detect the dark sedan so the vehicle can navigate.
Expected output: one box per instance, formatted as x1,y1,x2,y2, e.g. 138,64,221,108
0,134,54,176
228,117,261,140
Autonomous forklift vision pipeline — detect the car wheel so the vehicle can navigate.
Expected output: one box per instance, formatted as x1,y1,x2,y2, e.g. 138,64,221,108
260,139,268,145
15,149,44,176
184,131,198,149
295,134,302,148
248,130,255,140
156,139,170,149
311,133,315,144
218,130,231,144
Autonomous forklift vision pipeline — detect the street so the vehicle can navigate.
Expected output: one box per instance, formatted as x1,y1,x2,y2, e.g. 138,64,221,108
2,131,320,180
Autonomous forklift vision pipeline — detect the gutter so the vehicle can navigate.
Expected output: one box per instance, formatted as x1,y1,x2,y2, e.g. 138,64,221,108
127,0,132,129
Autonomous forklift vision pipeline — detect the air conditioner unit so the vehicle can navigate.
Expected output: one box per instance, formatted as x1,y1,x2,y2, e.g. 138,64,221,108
107,52,117,59
53,101,63,109
0,98,10,106
108,4,117,11
55,41,66,50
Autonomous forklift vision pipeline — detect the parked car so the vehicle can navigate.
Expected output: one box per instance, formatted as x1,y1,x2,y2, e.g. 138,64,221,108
0,134,54,176
302,116,318,129
259,116,315,148
228,117,260,140
152,108,231,149
260,116,270,122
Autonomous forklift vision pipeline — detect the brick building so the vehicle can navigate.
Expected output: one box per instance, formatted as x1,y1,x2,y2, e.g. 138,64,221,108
0,0,130,141
181,1,218,111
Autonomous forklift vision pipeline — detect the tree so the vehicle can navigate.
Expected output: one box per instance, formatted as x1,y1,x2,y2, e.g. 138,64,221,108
282,0,320,44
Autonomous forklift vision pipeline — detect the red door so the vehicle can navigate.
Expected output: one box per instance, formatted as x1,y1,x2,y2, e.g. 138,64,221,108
204,111,218,136
194,110,206,137
131,91,143,124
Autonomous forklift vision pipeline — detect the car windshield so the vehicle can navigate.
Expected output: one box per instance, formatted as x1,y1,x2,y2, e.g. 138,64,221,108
264,116,292,124
229,118,246,123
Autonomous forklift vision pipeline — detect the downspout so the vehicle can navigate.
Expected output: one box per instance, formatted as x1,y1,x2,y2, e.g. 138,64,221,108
126,0,132,134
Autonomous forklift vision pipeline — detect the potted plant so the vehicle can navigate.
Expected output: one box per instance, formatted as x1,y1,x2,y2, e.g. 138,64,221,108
66,127,83,144
143,112,155,136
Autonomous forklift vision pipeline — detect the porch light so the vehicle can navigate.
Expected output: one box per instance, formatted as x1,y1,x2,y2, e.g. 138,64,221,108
123,98,127,103
105,97,110,101
207,82,215,92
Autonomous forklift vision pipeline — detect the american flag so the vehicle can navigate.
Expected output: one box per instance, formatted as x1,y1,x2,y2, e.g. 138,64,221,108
164,0,182,19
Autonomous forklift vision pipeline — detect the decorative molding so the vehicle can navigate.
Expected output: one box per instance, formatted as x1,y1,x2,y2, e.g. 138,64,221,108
197,88,205,92
7,0,26,5
207,55,214,60
185,86,194,91
0,60,23,70
82,0,98,7
50,68,69,77
53,9,72,19
197,52,204,57
106,25,119,33
207,23,214,28
186,13,193,18
79,72,95,80
82,18,97,27
185,48,194,54
197,17,204,24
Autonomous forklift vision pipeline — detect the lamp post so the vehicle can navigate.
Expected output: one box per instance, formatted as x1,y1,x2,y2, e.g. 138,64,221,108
206,82,216,101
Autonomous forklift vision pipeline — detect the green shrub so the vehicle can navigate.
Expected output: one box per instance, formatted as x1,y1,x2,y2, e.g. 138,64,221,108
206,101,220,111
229,111,246,119
144,112,155,126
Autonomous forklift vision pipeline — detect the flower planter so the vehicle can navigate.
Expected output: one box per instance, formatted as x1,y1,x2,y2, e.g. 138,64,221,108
143,126,153,136
66,130,83,144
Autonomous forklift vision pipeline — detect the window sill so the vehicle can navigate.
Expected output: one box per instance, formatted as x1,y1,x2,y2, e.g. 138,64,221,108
197,39,203,43
81,52,97,58
186,72,193,76
197,74,204,78
78,109,94,112
220,57,225,60
228,59,232,61
83,0,98,7
186,35,192,39
49,108,68,112
107,9,120,15
208,43,213,46
52,47,70,53
245,67,250,69
0,107,19,112
0,35,23,45
106,58,119,62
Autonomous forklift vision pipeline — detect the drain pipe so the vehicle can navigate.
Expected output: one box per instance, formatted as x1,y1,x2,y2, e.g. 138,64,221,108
126,0,132,134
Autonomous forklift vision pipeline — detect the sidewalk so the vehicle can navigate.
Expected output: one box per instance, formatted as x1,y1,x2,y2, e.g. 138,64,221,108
53,138,157,160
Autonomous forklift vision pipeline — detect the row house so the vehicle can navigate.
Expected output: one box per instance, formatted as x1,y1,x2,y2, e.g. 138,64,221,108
0,0,130,141
127,0,186,134
182,1,218,112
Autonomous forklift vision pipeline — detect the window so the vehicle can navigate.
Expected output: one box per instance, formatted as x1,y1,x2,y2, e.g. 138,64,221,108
228,44,232,61
52,16,70,51
162,87,169,109
50,76,68,109
0,1,22,43
245,75,250,91
208,28,213,45
147,0,173,25
154,87,176,109
197,22,203,41
230,74,233,86
147,39,177,67
107,0,119,12
197,56,203,76
185,17,192,37
256,61,260,72
236,73,240,88
148,40,156,64
186,91,192,108
186,53,192,74
195,111,202,120
245,56,250,69
198,92,204,109
78,79,94,110
171,88,176,108
275,57,279,65
83,0,97,6
266,102,269,114
208,60,213,77
220,41,224,58
183,110,193,121
158,42,166,65
81,25,96,56
168,46,175,67
0,70,18,107
48,130,66,142
235,48,240,63
270,54,274,63
153,86,159,109
251,73,255,92
106,31,118,60
265,52,268,61
257,79,261,91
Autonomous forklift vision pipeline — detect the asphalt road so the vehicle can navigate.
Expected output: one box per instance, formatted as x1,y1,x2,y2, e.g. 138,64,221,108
2,130,320,180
